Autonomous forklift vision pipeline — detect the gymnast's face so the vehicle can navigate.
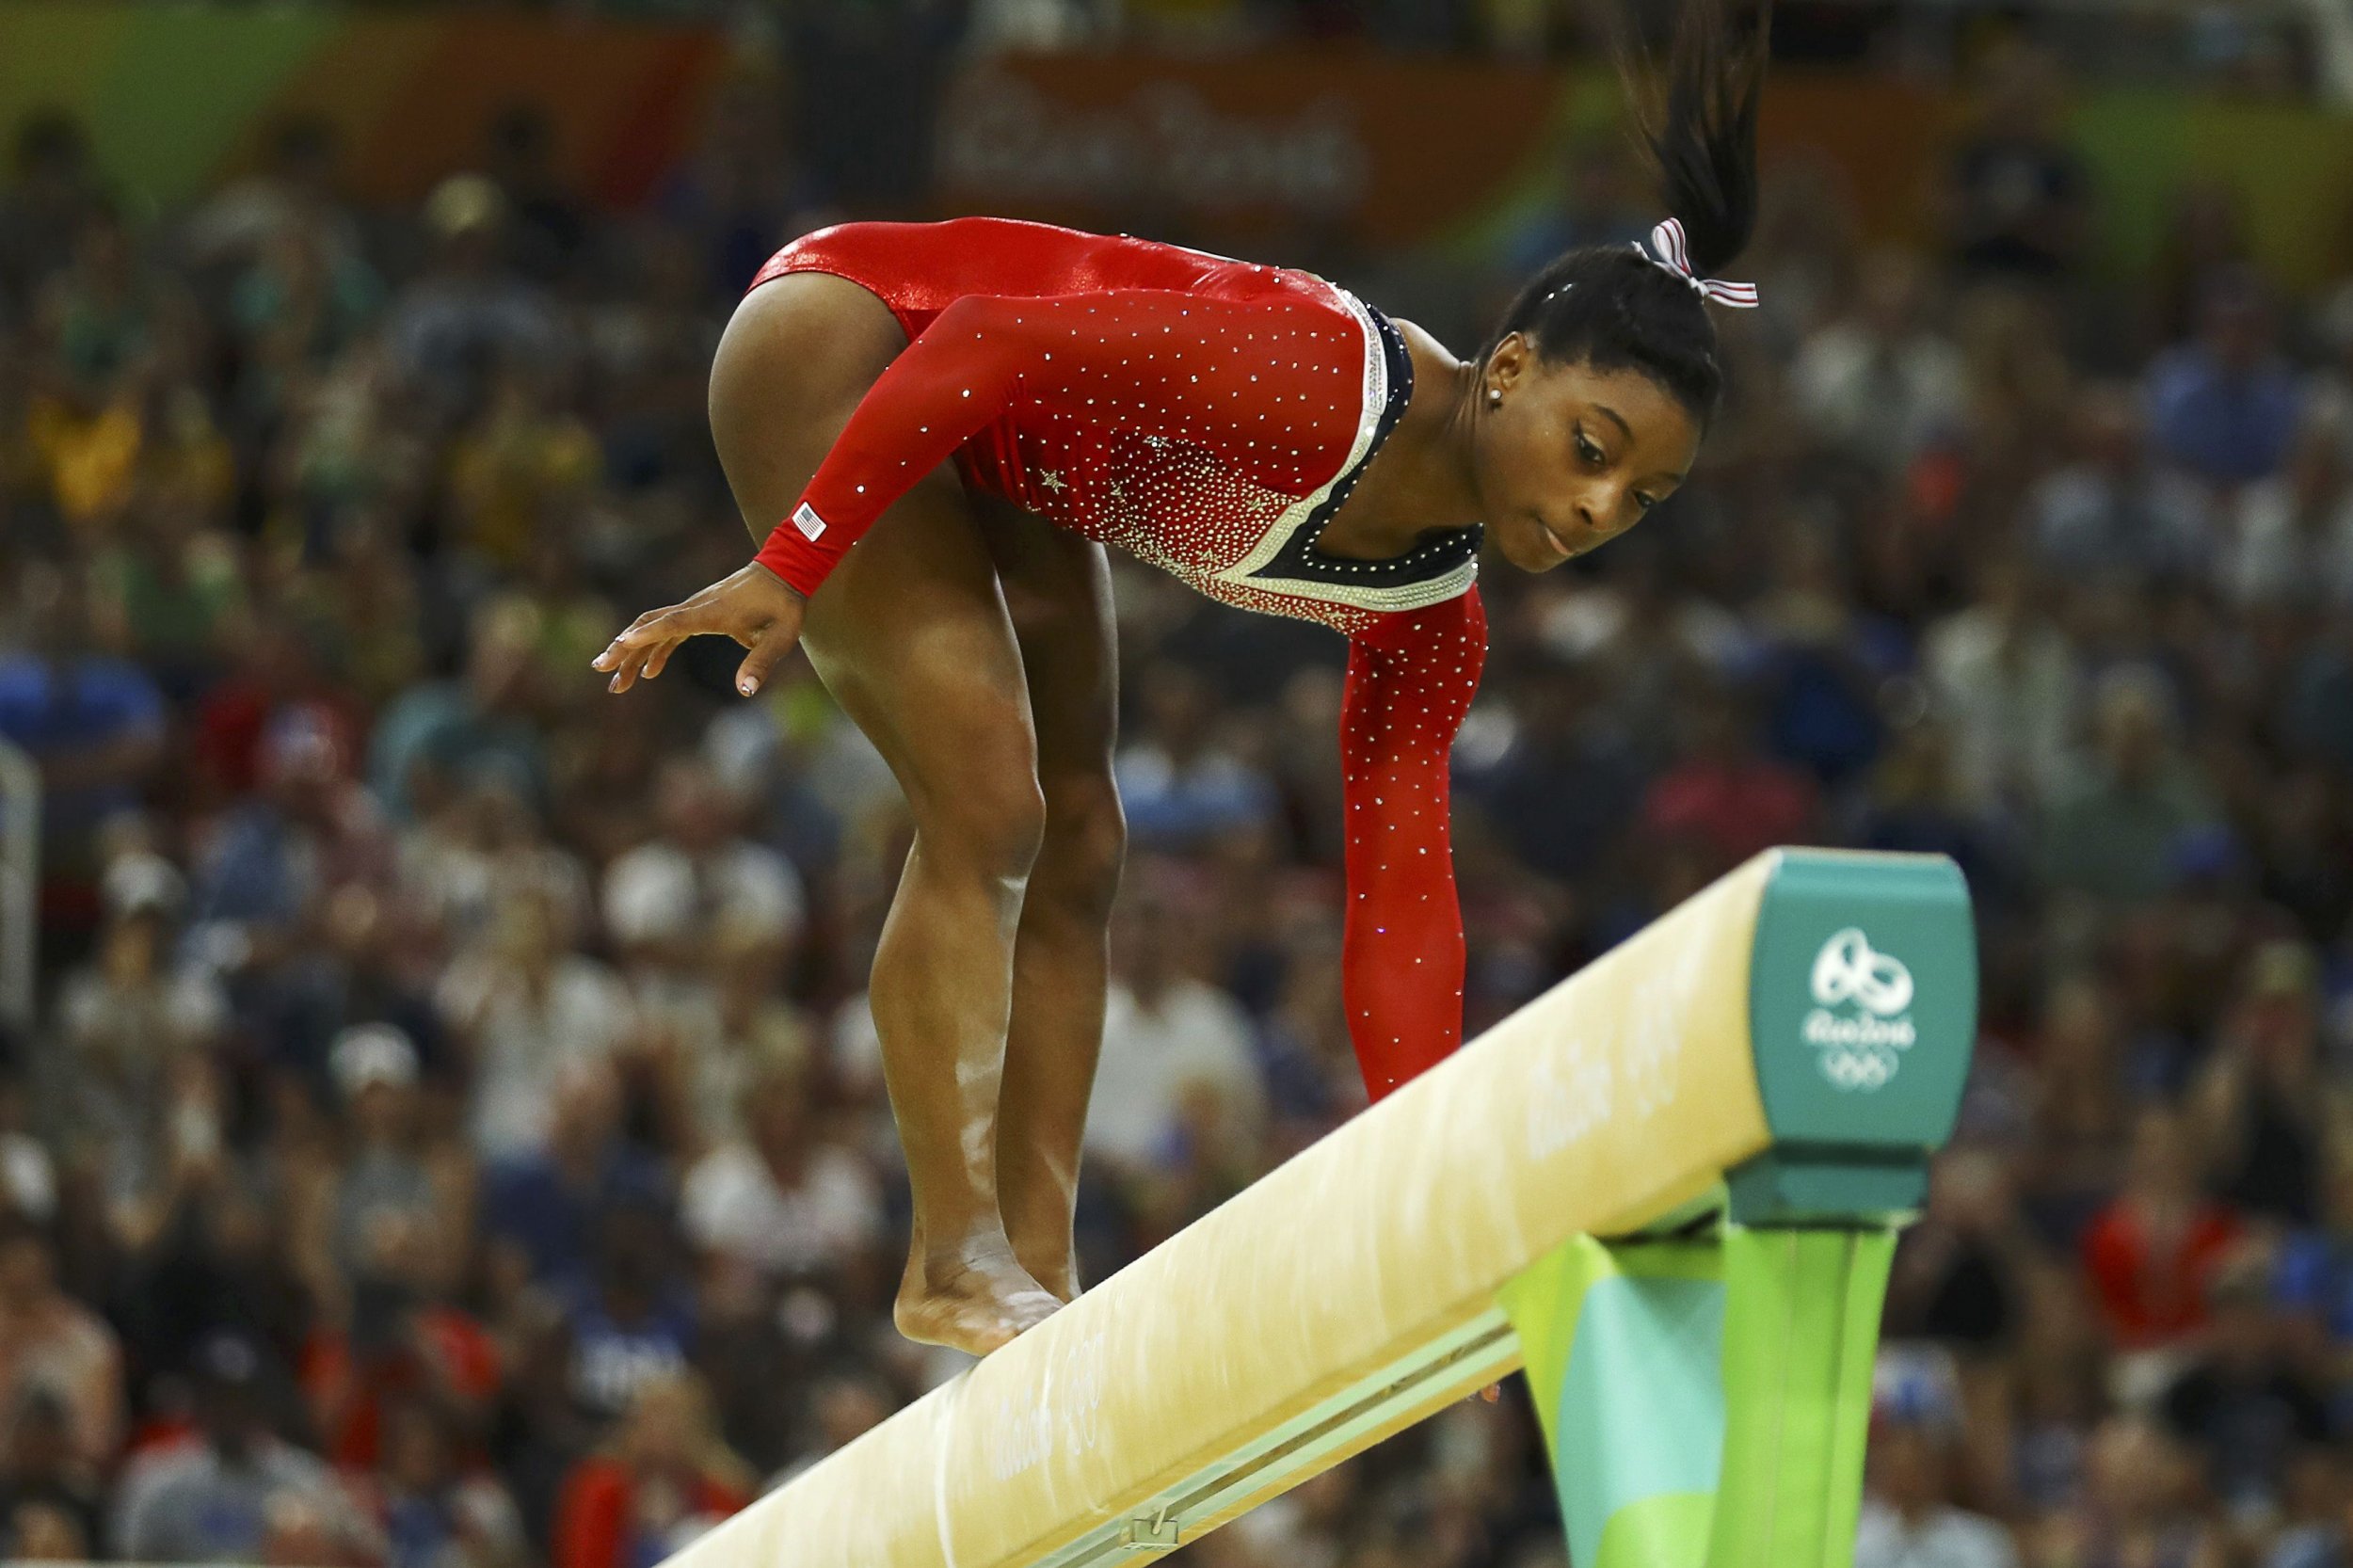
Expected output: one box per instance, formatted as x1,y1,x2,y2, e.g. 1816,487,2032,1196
1473,337,1701,571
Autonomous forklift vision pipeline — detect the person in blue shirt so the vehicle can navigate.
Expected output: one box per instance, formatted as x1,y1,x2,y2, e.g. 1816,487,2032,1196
0,565,163,888
2146,269,2306,488
558,1201,696,1423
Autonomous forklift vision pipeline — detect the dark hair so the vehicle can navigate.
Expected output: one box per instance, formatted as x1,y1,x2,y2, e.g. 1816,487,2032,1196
1489,0,1772,425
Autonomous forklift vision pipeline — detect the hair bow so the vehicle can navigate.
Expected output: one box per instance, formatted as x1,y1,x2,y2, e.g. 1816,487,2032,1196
1638,217,1760,309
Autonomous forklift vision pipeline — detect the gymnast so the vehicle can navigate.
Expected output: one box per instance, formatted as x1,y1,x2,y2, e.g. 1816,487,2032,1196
596,0,1771,1356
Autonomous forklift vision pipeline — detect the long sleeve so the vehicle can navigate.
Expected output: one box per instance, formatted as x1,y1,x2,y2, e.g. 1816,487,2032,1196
753,289,1364,595
1338,587,1487,1100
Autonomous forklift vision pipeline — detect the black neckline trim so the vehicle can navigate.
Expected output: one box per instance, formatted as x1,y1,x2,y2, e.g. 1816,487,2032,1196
1247,304,1483,591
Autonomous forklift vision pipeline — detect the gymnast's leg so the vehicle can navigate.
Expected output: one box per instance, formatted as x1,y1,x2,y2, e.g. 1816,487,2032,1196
976,501,1125,1302
707,273,1058,1355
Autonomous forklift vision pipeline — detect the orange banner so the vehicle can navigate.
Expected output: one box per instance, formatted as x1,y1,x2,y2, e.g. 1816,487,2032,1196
935,50,1571,250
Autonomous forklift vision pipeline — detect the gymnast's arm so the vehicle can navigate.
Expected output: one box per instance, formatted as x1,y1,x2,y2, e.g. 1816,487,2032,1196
750,288,1364,596
1337,586,1489,1101
597,287,1362,696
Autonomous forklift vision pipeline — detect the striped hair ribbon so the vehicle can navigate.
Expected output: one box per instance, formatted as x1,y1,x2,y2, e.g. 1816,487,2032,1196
1638,217,1760,309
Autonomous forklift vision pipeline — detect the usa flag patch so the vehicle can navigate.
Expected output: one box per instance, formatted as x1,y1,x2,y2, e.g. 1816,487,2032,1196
792,503,827,540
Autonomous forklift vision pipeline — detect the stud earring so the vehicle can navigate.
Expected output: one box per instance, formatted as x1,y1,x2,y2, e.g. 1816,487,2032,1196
1487,388,1502,409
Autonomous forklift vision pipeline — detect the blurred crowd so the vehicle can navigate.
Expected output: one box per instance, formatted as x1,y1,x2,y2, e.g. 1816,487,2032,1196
2,23,2353,1568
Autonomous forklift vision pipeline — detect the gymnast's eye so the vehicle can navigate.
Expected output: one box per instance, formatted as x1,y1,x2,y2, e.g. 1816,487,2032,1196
1574,428,1607,468
1635,492,1658,514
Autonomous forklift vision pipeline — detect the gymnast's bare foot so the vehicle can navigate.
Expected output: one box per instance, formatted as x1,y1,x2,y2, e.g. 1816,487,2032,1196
1023,1257,1080,1304
895,1241,1063,1355
1002,1227,1080,1304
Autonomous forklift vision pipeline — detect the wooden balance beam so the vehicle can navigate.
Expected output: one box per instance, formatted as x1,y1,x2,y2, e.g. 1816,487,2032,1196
664,847,1977,1568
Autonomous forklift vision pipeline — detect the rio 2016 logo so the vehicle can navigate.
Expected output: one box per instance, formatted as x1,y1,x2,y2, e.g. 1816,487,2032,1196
1803,928,1916,1092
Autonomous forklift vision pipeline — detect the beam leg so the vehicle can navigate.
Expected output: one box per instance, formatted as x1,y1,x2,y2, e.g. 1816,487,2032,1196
1706,1228,1892,1568
1498,1225,1895,1568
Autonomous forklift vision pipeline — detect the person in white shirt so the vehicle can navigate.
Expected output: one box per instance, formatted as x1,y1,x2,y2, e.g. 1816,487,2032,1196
1922,550,2080,818
435,887,635,1160
2218,399,2353,610
1791,248,1968,476
602,759,804,973
1082,880,1265,1174
683,1056,881,1281
1855,1419,2020,1568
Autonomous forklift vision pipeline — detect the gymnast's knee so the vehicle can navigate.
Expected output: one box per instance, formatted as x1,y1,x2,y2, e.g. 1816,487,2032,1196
914,755,1049,895
1032,773,1127,927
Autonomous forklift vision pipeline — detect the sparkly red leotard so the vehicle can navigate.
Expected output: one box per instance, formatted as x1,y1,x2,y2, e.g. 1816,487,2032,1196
749,217,1487,1098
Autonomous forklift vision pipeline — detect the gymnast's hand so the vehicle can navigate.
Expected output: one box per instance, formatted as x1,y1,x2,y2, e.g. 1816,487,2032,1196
593,563,808,697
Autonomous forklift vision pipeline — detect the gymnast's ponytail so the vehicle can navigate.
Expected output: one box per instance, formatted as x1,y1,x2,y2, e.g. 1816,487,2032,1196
1489,0,1773,425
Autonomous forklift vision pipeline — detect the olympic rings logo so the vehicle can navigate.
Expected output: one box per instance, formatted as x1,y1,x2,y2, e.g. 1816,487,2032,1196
1809,928,1913,1017
1818,1049,1896,1090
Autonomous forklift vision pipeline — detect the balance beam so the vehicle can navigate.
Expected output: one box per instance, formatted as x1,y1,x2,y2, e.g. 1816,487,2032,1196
665,848,1975,1568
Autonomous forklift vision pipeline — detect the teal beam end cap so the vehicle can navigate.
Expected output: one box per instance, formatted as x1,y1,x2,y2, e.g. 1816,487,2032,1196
1746,850,1978,1161
1726,1146,1929,1228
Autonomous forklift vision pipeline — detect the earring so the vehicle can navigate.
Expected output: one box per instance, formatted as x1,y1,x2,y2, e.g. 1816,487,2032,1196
1487,388,1502,409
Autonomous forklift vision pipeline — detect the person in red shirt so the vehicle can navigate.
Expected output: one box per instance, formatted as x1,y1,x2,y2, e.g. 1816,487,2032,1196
2081,1106,2244,1354
597,2,1773,1354
551,1372,752,1568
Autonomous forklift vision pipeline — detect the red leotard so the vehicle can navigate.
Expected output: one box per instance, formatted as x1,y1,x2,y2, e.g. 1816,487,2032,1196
749,217,1487,1098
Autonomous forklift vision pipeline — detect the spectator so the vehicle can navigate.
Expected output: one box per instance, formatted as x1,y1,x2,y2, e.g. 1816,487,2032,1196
2028,384,2216,584
445,360,601,573
384,174,557,424
1856,1417,2021,1568
2147,270,2306,489
0,111,105,310
1924,549,2079,817
400,777,590,956
2221,400,2353,610
2082,1107,2243,1368
2158,1260,2332,1519
768,1363,894,1487
601,758,804,1024
1458,652,1644,884
482,105,587,288
0,1389,103,1560
2274,1138,2353,1366
681,1054,881,1284
1083,876,1266,1174
1941,42,2090,283
551,1371,750,1568
1639,681,1818,873
188,699,391,958
48,901,225,1166
0,563,164,886
369,600,552,824
558,1202,696,1423
0,1219,120,1474
2038,666,2218,905
319,1023,464,1302
372,1399,527,1568
113,1332,382,1565
2039,1416,2226,1568
1115,666,1281,853
438,893,636,1162
482,1056,665,1289
1791,248,1968,477
2190,942,2333,1227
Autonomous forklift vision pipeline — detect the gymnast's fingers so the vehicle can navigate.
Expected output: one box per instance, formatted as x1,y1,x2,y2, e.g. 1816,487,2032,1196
594,605,685,672
605,634,677,695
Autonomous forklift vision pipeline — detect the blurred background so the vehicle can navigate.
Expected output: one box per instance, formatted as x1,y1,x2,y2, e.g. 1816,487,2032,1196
1,0,2351,1564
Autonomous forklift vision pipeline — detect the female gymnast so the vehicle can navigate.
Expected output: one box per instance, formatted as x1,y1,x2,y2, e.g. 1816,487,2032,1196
596,2,1770,1355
